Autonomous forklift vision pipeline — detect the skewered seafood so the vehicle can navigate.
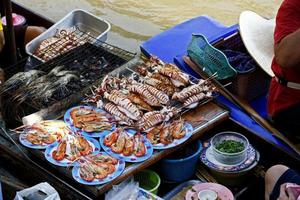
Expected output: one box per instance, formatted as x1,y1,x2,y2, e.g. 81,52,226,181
158,64,189,87
104,91,142,120
183,92,213,108
172,79,208,101
103,102,134,125
103,128,146,157
142,84,169,105
137,111,166,131
52,135,93,161
128,84,161,107
35,27,89,61
70,107,112,132
78,154,119,182
127,93,153,112
100,75,121,94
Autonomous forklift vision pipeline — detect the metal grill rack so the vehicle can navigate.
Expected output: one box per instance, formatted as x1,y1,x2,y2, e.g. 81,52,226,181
3,30,136,124
33,26,135,62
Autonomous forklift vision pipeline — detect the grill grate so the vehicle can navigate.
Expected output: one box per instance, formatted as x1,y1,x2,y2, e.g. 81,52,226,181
3,29,136,122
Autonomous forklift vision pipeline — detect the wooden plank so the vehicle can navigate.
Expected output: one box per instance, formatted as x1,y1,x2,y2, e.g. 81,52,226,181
13,102,228,197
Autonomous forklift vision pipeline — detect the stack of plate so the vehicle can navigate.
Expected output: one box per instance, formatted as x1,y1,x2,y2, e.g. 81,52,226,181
199,132,260,186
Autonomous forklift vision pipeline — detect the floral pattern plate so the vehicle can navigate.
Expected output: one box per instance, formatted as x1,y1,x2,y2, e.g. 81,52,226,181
72,152,125,185
200,142,258,172
64,105,116,138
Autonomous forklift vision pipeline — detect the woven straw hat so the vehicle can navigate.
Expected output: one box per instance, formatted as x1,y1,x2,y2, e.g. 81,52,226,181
239,10,275,77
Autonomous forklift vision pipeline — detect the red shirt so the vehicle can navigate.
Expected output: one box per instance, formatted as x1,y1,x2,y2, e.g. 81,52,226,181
268,0,300,117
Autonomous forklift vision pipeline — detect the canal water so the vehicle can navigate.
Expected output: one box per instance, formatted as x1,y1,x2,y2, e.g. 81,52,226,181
16,0,281,52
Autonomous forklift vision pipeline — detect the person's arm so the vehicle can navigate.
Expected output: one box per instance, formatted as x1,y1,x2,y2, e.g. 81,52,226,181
277,183,297,200
274,28,300,69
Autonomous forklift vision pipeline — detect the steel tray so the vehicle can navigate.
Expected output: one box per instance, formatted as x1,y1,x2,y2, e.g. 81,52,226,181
26,9,111,62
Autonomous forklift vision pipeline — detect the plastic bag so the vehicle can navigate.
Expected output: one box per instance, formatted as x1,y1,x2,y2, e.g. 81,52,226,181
105,178,139,200
105,178,163,200
14,182,60,200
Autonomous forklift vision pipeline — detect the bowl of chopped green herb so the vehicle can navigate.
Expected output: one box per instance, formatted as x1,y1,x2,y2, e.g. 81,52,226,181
211,132,249,165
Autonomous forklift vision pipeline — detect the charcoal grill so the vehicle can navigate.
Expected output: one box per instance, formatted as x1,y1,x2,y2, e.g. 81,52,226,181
2,28,135,126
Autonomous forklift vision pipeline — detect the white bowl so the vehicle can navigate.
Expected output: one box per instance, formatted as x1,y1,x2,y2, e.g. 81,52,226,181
211,132,249,165
198,189,218,200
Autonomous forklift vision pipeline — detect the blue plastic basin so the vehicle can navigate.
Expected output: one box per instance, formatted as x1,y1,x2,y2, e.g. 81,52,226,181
159,140,203,182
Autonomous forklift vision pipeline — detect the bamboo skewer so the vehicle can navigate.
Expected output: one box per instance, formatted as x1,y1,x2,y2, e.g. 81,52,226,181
183,56,300,158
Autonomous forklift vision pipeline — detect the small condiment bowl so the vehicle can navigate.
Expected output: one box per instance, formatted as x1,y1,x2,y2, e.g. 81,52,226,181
198,189,218,200
211,132,249,165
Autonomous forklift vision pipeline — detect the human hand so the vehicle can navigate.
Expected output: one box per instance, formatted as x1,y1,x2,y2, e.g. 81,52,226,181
278,183,297,200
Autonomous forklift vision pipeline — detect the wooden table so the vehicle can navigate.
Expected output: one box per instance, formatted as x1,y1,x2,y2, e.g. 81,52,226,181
7,101,229,198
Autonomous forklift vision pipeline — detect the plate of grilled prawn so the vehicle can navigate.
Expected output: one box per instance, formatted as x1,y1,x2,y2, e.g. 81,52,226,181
100,128,153,163
45,134,100,167
145,118,194,150
72,152,125,185
18,120,68,149
64,105,116,138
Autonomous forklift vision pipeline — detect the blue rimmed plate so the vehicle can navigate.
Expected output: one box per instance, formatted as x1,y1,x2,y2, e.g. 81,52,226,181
18,120,68,149
99,130,153,163
19,133,51,149
64,105,116,138
200,142,258,172
45,137,100,167
72,152,125,185
148,122,194,150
